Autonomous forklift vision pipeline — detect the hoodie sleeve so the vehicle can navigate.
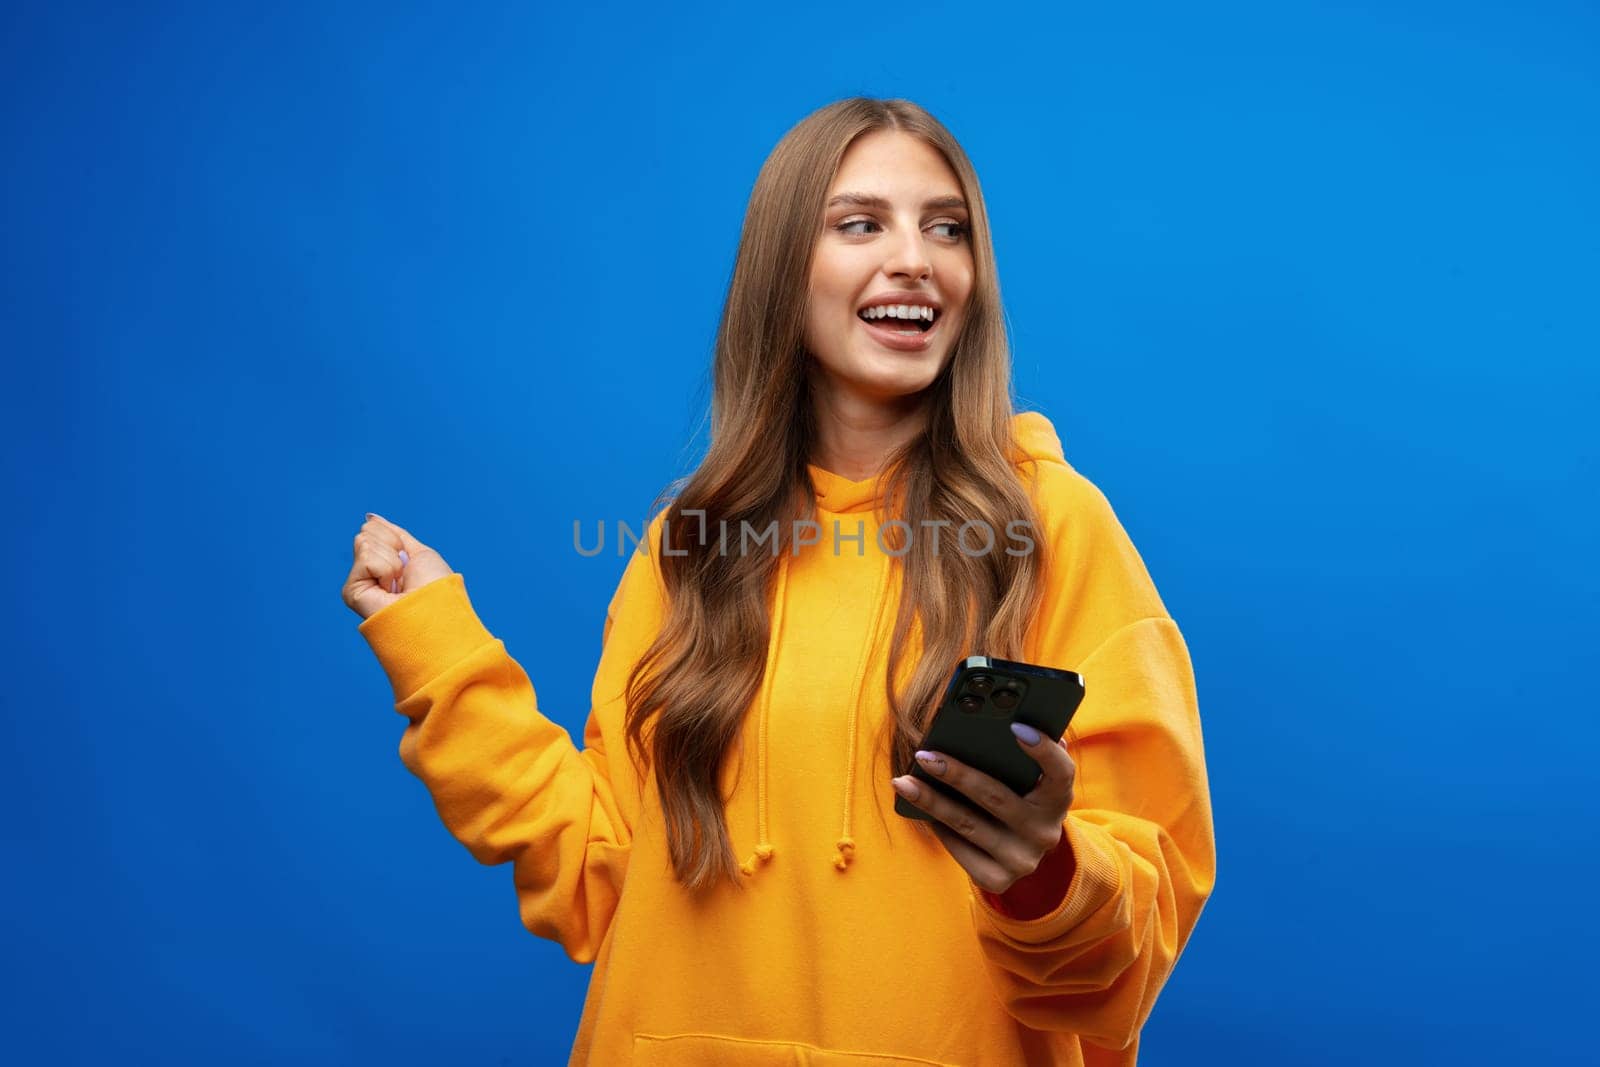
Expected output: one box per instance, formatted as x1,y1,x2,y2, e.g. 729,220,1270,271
968,466,1217,1051
355,528,666,965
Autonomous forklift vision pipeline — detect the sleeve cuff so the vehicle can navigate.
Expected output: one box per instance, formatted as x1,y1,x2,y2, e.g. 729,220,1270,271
971,814,1123,943
355,573,498,703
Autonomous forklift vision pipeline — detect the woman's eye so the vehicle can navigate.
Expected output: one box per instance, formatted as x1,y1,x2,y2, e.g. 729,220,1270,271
836,219,968,239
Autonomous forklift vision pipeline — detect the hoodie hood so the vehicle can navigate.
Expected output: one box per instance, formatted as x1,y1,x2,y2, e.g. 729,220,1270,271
803,410,1067,516
1009,409,1068,469
741,411,1067,878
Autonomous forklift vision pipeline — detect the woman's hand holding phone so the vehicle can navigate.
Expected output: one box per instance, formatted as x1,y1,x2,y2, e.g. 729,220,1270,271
342,513,454,621
891,726,1078,896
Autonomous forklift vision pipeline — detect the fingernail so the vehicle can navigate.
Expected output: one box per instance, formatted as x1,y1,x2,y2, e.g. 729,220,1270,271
892,777,919,799
365,513,374,522
398,550,409,565
1011,722,1041,745
914,750,946,775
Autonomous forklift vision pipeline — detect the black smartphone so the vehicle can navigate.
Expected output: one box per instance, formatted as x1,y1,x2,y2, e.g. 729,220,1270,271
894,656,1086,821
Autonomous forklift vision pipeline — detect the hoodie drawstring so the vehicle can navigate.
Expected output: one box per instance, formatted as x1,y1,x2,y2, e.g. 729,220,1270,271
739,551,789,878
832,552,895,871
741,546,896,878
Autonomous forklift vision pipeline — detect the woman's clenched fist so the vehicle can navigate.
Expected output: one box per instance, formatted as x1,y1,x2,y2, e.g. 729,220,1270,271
342,513,454,620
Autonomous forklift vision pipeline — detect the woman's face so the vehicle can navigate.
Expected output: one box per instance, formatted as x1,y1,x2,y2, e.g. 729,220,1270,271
803,130,975,407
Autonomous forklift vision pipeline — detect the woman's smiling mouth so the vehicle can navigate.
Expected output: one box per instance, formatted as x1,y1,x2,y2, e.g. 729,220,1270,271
855,293,943,351
856,307,943,351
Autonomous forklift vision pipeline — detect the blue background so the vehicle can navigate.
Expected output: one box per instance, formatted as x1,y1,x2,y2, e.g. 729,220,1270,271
4,1,1595,1063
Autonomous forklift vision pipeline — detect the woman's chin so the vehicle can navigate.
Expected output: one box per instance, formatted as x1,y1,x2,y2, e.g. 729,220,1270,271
842,358,942,402
808,342,948,404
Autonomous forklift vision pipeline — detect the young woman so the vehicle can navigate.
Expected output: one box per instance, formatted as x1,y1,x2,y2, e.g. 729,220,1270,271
343,97,1215,1067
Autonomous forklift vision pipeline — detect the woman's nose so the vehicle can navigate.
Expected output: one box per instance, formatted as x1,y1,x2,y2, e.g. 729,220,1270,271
883,230,932,280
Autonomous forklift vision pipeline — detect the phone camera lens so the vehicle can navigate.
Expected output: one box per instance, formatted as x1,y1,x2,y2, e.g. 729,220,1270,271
958,694,983,714
992,688,1020,711
968,674,995,696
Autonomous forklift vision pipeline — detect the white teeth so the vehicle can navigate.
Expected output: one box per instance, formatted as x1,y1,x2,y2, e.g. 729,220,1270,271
861,304,936,321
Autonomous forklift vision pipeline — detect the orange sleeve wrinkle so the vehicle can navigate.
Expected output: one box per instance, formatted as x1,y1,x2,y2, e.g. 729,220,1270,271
970,466,1217,1051
355,527,666,965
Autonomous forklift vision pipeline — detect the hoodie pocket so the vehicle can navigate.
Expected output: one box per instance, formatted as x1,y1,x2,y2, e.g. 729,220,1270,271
632,1032,958,1066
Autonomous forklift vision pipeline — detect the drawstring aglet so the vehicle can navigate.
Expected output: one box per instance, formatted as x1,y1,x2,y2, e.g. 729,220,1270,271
740,843,775,876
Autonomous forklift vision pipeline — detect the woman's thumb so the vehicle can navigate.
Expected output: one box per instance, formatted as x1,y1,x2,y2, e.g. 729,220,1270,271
367,512,428,556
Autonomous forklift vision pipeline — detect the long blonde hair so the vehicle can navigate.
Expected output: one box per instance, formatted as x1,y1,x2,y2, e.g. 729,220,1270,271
624,97,1045,890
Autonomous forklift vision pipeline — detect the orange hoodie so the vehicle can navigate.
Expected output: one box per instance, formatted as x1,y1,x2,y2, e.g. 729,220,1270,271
357,411,1216,1066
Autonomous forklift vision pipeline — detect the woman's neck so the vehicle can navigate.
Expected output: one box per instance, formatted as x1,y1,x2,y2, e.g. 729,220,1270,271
808,389,928,482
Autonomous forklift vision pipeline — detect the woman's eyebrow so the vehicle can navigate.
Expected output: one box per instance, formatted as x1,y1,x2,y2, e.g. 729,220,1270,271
826,192,968,211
